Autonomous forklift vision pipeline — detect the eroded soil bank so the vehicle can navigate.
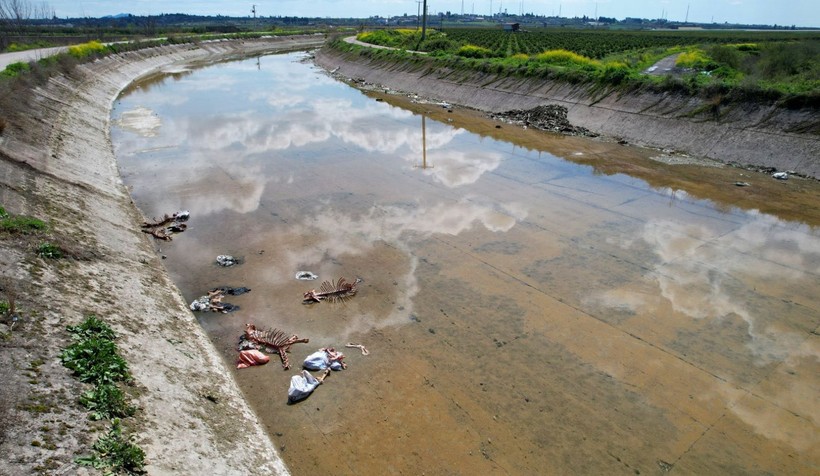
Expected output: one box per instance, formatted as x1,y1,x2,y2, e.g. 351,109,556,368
0,35,323,476
315,43,819,179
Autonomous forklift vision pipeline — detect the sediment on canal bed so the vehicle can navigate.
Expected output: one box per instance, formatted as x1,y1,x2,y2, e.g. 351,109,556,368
314,42,820,180
0,35,324,476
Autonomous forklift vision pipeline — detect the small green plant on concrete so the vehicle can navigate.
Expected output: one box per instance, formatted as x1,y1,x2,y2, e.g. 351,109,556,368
76,419,145,474
79,384,136,421
65,314,117,341
60,316,130,385
0,213,47,234
61,316,145,472
37,242,63,259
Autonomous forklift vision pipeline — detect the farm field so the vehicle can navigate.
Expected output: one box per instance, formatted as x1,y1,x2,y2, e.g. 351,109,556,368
352,28,820,101
441,28,820,58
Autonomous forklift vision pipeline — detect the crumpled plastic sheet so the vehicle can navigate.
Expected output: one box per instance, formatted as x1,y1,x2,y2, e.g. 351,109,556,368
216,255,240,267
303,349,346,371
189,296,210,312
288,370,322,403
237,349,270,369
295,271,318,280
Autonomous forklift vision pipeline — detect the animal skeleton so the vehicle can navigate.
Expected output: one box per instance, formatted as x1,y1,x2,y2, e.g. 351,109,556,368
141,210,190,228
244,324,309,370
141,210,189,241
303,277,362,303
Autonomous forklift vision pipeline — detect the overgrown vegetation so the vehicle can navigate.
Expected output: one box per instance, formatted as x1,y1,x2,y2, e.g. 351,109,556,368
61,315,143,474
357,28,453,54
350,28,820,107
67,40,106,59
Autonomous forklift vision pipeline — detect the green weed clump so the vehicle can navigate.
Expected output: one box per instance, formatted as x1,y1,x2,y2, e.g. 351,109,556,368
76,419,145,474
535,49,600,69
358,28,454,52
357,29,407,48
676,49,715,70
61,316,130,385
1,61,31,78
597,61,633,84
0,211,47,234
37,242,63,259
80,384,136,421
68,41,107,59
62,316,144,473
457,44,495,58
4,41,54,53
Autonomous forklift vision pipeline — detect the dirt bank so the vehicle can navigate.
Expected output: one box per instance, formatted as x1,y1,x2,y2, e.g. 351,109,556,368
0,35,323,476
315,43,819,179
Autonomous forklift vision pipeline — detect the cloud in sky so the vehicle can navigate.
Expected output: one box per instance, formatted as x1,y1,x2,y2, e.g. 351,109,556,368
48,0,819,27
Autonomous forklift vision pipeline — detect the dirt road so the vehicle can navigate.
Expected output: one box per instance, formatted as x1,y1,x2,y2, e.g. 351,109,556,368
643,52,683,75
0,46,68,70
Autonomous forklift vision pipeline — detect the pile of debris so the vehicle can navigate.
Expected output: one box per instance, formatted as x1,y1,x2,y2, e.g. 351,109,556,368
141,210,190,241
489,104,595,137
189,286,250,313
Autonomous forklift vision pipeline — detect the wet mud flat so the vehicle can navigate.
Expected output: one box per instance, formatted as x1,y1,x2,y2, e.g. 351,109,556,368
113,52,820,475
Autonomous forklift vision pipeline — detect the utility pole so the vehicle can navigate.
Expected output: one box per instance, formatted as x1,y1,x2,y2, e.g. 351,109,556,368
685,3,689,23
421,0,428,40
416,0,422,29
251,4,256,18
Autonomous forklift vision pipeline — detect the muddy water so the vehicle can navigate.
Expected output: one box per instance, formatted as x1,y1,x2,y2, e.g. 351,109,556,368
112,52,820,475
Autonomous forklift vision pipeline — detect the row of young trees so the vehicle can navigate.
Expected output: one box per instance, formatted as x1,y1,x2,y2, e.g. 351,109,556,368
0,0,54,48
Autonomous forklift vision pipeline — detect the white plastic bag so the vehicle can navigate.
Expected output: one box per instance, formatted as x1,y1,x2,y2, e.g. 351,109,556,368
303,349,346,371
303,351,329,370
288,370,321,403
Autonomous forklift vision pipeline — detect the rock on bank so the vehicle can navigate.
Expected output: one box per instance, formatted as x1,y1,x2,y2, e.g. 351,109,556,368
0,35,323,475
315,42,819,179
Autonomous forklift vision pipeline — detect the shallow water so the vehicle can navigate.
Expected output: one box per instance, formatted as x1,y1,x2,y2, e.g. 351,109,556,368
112,52,820,475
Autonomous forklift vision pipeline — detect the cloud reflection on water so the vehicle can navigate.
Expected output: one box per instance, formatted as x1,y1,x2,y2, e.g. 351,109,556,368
279,196,526,340
591,208,820,449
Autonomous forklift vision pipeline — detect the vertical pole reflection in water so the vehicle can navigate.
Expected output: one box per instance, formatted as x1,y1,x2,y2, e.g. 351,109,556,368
414,114,433,170
111,52,820,475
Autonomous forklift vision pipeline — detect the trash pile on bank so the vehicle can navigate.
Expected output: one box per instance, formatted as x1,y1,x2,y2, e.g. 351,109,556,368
489,104,596,137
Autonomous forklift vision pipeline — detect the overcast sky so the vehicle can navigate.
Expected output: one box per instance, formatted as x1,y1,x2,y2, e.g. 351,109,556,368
47,1,819,27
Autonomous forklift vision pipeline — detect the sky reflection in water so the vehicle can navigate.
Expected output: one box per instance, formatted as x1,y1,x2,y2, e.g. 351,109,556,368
112,52,819,472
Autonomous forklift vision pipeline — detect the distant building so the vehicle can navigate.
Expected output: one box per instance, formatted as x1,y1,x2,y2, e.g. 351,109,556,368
502,22,520,32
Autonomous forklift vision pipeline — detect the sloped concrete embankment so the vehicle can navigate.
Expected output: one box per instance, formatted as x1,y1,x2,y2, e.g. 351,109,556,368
0,35,323,475
315,47,819,179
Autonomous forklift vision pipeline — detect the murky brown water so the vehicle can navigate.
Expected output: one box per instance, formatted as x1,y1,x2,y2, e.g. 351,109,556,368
112,52,820,475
